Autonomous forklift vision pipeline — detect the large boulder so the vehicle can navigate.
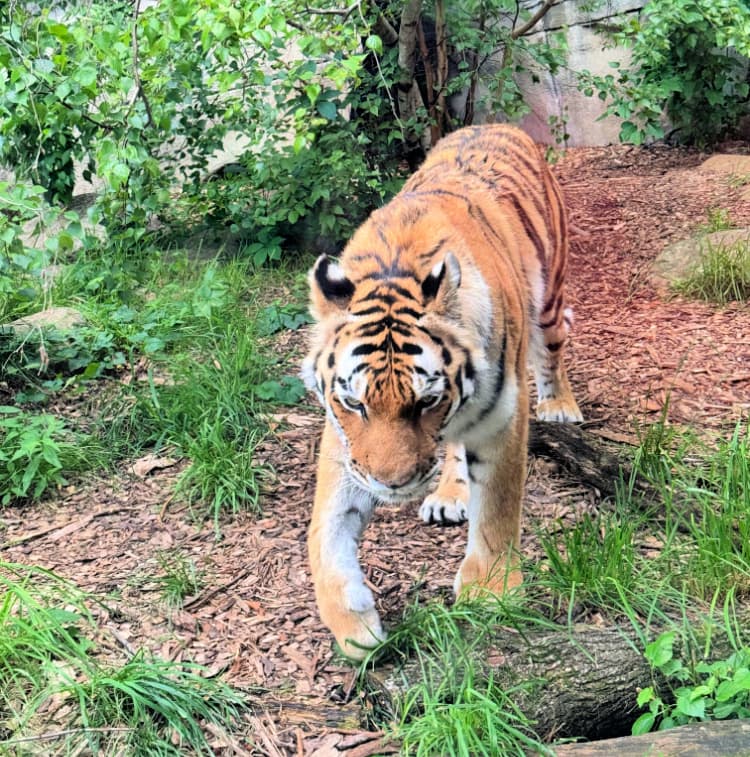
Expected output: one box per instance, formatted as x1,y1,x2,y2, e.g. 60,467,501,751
652,229,750,288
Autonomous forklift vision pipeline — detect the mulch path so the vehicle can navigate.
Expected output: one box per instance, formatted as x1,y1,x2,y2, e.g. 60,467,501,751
2,143,750,756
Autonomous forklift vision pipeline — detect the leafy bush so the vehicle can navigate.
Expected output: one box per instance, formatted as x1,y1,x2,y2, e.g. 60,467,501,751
580,0,750,146
1,1,569,256
634,631,750,734
0,0,385,249
0,407,105,505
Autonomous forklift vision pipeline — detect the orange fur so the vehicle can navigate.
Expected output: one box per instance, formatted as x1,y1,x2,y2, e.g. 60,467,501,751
303,125,582,658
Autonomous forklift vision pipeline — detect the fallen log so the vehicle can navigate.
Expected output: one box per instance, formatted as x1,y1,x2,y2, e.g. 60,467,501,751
528,420,634,500
366,619,739,742
553,719,750,756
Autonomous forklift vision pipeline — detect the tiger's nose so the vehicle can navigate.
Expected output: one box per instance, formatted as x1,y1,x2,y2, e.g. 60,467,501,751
368,471,417,491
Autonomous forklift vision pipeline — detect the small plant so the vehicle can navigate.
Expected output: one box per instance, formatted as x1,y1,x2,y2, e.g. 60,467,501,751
673,238,750,305
0,407,106,505
155,550,205,608
700,207,734,233
728,173,750,189
256,300,312,337
634,631,750,735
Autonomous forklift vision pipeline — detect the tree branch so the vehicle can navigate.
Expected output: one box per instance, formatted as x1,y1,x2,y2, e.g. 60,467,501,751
130,0,154,128
304,1,360,19
512,0,557,39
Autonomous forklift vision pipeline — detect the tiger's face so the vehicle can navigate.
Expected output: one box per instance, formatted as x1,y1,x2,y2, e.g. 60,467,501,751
303,253,480,503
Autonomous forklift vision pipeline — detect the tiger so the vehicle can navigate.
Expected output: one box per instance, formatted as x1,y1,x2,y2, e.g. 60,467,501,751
302,124,582,659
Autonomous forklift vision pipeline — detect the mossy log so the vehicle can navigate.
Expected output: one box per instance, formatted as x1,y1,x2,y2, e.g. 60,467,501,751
366,620,740,742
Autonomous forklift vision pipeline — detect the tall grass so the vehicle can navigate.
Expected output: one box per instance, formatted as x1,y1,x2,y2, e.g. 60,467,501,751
673,237,750,304
362,598,553,756
0,562,245,755
6,240,309,522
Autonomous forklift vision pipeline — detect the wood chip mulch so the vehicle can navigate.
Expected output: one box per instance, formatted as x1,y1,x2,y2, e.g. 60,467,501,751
2,142,749,755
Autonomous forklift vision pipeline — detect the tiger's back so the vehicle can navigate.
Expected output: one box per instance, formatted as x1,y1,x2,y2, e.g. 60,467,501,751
303,124,582,659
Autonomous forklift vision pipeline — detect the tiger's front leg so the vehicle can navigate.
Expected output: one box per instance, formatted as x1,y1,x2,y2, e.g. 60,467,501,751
308,421,385,659
419,443,470,525
454,409,528,596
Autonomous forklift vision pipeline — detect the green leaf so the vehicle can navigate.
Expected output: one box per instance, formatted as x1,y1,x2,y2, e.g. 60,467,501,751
675,692,705,719
636,686,655,708
645,632,675,668
316,100,338,120
365,34,383,54
631,712,656,736
74,65,98,87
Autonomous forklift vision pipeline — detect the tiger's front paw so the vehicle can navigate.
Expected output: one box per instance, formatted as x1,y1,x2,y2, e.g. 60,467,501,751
536,398,583,423
454,553,523,597
321,583,386,661
419,492,468,525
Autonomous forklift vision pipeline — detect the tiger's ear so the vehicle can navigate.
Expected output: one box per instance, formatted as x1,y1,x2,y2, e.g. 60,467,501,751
422,253,461,312
309,254,354,319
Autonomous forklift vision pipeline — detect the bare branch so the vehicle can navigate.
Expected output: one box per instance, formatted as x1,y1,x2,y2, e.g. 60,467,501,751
511,0,557,39
304,1,360,19
130,0,154,127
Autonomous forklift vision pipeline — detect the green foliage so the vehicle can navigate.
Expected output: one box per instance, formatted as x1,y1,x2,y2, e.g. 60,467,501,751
155,551,205,609
634,631,750,734
1,0,569,255
0,181,86,321
443,0,568,124
256,300,312,337
538,510,642,610
0,562,246,754
0,406,105,505
579,0,750,145
673,238,750,305
0,0,392,250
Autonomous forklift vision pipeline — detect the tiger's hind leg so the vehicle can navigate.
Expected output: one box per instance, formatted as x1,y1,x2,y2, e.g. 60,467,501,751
533,305,583,423
419,443,469,525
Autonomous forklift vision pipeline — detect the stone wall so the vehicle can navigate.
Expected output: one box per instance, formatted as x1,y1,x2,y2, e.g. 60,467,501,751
474,0,647,146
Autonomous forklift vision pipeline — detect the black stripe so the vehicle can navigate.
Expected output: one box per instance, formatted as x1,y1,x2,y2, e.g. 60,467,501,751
398,342,423,355
508,195,546,267
352,342,379,356
394,306,423,320
352,305,386,317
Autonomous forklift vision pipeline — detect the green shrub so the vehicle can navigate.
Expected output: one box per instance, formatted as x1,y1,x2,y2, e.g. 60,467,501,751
634,631,750,734
580,0,750,145
0,407,105,505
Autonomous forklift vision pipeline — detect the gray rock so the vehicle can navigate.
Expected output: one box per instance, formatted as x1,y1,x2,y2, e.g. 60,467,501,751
4,306,85,336
652,229,750,287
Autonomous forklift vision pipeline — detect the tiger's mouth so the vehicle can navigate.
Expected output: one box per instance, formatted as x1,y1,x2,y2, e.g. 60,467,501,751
347,464,440,503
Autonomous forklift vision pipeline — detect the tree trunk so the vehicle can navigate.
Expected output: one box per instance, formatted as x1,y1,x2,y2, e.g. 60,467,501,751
396,0,425,165
366,620,740,742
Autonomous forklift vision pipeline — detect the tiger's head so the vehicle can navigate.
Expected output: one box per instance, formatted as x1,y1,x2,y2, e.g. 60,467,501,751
302,249,487,503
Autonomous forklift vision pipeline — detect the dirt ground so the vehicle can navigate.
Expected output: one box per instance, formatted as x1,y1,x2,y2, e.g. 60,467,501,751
3,143,750,756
